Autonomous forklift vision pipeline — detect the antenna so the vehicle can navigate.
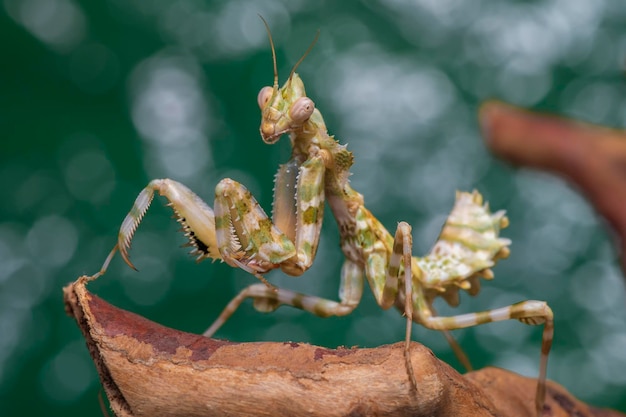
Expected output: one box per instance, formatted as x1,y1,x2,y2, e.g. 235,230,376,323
258,15,279,89
287,30,320,86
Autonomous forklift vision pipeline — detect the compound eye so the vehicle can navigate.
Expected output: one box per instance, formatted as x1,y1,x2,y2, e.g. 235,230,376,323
289,97,315,124
257,86,273,109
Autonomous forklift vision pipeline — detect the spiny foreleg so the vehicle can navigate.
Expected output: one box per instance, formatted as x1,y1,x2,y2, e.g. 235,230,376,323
87,179,221,280
272,151,328,276
212,152,326,279
213,178,295,279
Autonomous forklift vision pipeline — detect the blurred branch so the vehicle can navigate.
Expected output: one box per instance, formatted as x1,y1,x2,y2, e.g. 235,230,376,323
64,277,624,417
480,100,626,274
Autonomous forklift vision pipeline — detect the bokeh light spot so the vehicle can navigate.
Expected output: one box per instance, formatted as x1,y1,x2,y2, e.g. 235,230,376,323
130,52,214,184
4,0,86,52
39,340,95,403
63,149,115,204
26,215,78,268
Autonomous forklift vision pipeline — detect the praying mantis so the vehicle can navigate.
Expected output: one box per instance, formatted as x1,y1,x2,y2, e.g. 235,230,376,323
88,21,554,416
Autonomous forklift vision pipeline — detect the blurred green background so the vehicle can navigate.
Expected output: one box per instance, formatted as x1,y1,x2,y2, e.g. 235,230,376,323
1,0,626,415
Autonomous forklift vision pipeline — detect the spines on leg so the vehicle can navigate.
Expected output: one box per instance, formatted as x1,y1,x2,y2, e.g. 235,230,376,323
283,154,326,275
214,178,296,275
160,180,221,261
272,159,301,243
118,179,221,271
270,152,326,277
118,181,158,270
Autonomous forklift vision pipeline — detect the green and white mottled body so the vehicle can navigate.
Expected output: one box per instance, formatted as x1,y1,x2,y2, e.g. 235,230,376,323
88,27,554,417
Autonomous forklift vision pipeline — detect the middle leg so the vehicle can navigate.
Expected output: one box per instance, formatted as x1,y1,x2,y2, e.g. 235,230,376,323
204,259,364,337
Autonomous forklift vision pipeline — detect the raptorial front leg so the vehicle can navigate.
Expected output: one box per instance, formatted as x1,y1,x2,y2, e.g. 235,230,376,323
204,259,364,337
90,151,328,287
271,152,327,276
413,292,554,416
87,179,222,280
213,178,295,280
212,152,327,280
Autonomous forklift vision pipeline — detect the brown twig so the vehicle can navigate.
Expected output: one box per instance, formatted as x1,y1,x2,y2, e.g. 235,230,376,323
479,100,626,273
64,276,624,417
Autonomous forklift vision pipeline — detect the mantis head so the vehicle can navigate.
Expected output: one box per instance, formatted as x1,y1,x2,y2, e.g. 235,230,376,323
257,18,318,144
